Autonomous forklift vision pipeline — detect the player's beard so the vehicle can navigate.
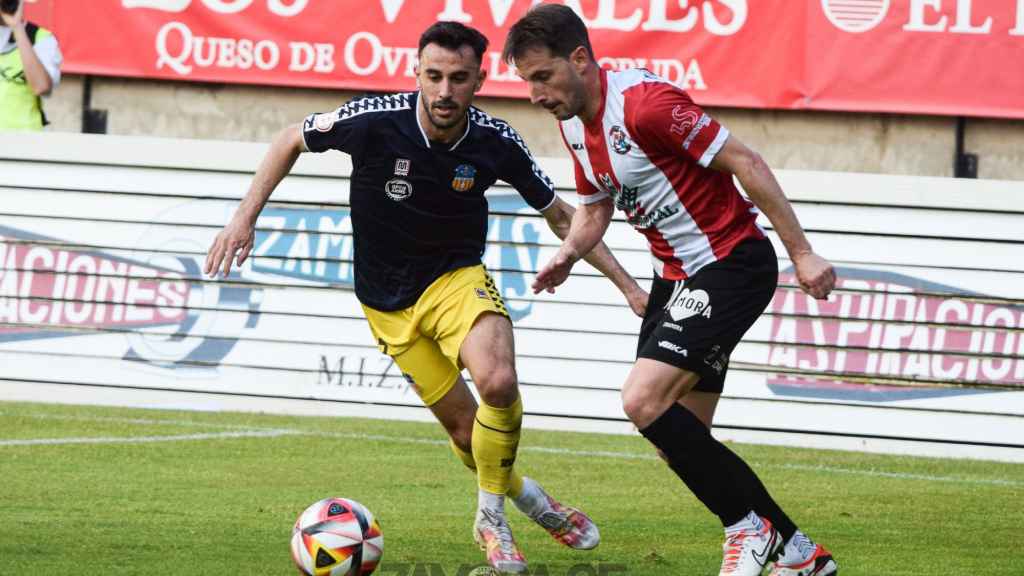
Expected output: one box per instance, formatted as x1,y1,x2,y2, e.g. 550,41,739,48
555,90,586,121
552,74,588,121
424,97,465,131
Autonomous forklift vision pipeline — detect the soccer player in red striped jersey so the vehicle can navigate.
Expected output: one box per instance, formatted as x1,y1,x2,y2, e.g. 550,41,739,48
506,6,839,576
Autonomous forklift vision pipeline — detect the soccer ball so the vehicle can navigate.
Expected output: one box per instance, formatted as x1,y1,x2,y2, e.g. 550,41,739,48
290,497,383,576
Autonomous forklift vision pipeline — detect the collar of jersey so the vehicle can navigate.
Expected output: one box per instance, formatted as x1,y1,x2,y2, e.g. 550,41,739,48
414,91,472,152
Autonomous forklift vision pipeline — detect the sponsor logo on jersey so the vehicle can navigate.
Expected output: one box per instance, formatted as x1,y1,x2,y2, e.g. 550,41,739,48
597,173,679,229
394,158,410,176
571,142,584,151
658,340,688,356
452,164,476,192
312,112,335,133
670,106,699,139
475,287,489,300
662,322,684,333
666,287,712,321
682,113,712,151
609,125,631,154
384,178,413,201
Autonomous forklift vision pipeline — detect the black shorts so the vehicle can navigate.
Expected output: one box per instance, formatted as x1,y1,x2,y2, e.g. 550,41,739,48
636,238,778,394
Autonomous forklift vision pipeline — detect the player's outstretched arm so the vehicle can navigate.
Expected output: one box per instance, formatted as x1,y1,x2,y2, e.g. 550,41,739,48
532,196,614,293
710,136,836,300
540,196,648,316
205,124,305,278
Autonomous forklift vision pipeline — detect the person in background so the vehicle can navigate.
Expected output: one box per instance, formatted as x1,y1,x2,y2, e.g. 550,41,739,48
1,0,62,131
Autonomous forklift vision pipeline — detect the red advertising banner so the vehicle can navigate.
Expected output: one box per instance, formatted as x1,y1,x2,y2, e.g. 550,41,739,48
23,0,1024,118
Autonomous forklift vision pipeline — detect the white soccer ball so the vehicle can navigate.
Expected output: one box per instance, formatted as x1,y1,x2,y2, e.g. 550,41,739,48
290,497,383,575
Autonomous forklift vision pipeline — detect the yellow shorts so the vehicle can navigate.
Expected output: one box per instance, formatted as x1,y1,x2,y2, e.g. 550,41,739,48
361,264,510,406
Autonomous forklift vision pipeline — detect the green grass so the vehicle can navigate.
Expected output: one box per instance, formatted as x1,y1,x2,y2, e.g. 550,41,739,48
1,401,1021,575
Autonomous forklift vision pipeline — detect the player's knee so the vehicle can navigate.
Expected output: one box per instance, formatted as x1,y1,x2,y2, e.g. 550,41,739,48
475,365,519,407
621,385,660,427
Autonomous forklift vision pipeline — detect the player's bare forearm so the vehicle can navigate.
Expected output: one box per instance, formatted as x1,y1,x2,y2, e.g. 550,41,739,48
235,124,304,225
205,124,304,277
711,136,836,299
738,158,812,260
557,197,614,267
532,197,614,294
711,137,811,259
542,197,645,311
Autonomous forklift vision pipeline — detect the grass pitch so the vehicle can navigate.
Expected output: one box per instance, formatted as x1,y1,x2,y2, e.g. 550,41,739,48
1,400,1021,575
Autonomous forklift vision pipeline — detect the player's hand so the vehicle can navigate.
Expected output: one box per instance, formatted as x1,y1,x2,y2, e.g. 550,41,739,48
792,251,836,300
532,246,578,294
0,1,24,27
625,286,649,317
205,216,256,278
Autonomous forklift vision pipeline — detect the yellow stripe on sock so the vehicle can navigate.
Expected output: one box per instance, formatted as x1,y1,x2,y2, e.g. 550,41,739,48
449,438,524,497
472,396,523,494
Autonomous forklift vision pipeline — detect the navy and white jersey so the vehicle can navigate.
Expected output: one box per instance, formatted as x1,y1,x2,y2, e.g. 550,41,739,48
302,92,556,311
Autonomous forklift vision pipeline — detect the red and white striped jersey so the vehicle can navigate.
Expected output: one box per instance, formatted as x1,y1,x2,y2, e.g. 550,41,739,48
560,68,764,280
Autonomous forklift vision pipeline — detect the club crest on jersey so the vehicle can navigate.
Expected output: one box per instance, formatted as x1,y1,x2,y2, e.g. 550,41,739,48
452,164,476,192
394,158,411,176
609,125,631,154
385,178,413,201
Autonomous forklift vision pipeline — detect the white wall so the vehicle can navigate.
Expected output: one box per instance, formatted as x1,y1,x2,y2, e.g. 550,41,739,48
41,75,1024,180
2,132,1023,462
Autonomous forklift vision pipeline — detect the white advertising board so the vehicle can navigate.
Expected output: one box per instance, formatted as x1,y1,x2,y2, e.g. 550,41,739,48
1,133,1022,462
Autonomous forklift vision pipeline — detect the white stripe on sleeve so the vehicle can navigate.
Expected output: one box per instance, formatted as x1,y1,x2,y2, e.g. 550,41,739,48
698,126,730,168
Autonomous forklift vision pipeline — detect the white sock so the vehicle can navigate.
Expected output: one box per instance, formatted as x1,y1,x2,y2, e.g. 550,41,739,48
478,489,505,516
724,511,762,535
781,530,814,562
511,477,547,518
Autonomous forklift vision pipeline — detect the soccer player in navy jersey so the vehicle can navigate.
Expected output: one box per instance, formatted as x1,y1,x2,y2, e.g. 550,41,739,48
206,21,647,575
505,5,838,576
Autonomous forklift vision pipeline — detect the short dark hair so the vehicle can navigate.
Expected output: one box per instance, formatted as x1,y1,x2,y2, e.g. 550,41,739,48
502,4,594,64
1,0,20,15
418,21,490,63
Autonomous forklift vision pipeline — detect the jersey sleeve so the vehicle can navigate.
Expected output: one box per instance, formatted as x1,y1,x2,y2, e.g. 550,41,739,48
558,123,607,205
496,125,557,213
301,100,370,155
625,83,729,168
34,34,62,85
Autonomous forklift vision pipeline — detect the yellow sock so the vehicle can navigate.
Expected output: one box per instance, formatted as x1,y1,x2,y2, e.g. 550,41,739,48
471,395,523,495
449,437,524,498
